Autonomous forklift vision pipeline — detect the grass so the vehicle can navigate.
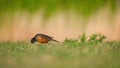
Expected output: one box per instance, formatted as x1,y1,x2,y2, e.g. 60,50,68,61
0,0,116,13
0,34,120,68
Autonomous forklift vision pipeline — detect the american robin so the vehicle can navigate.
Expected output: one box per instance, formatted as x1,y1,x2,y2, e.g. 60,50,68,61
31,34,59,43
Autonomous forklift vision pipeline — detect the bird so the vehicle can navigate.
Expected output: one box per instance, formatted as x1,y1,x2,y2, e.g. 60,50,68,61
31,34,59,43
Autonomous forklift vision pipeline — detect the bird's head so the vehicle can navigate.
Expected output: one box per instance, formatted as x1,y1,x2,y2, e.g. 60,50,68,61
31,37,36,43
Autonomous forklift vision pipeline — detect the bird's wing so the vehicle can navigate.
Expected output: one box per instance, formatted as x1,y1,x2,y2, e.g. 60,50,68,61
36,34,53,40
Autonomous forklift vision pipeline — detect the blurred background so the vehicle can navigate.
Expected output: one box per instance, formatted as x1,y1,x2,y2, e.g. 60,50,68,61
0,0,120,42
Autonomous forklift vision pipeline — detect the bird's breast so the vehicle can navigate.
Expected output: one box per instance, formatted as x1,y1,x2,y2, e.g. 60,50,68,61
36,36,49,43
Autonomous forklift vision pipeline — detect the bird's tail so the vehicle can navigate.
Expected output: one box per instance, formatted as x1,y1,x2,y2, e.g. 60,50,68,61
52,39,59,42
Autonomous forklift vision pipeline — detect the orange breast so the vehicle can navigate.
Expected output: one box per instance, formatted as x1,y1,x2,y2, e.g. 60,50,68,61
36,36,49,43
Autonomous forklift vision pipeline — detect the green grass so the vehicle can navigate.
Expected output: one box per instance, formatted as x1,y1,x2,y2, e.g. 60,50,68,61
0,0,116,13
0,34,120,68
